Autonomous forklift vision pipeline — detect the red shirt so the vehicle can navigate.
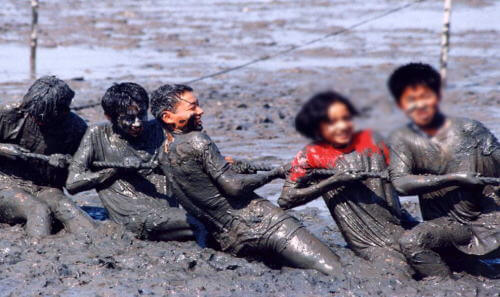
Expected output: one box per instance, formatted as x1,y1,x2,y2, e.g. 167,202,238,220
289,130,390,182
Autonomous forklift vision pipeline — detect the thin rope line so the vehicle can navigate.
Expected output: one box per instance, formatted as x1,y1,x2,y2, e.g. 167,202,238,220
72,0,427,111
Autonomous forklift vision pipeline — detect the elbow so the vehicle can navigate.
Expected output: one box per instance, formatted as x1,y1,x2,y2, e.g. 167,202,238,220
65,174,84,195
217,175,248,197
65,181,79,195
224,186,245,198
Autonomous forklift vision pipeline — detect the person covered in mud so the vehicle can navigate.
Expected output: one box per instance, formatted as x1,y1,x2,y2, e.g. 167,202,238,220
150,84,342,275
0,76,96,237
278,91,418,279
387,63,500,279
66,82,199,242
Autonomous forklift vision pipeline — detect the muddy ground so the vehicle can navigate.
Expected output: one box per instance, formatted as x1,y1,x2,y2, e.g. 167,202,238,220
0,0,499,296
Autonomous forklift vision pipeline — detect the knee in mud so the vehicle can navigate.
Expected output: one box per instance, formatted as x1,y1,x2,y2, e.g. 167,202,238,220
398,230,423,253
54,199,82,221
37,188,65,209
30,202,51,219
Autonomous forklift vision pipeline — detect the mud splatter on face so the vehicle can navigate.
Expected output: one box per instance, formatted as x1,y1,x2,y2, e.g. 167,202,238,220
115,102,147,138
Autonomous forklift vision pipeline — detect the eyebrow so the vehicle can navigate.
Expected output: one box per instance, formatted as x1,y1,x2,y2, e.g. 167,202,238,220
177,97,198,106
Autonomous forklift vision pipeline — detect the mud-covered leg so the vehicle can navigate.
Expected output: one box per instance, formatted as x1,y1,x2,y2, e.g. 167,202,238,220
37,187,97,235
358,246,415,280
0,187,51,237
146,208,201,243
398,217,472,278
279,227,342,275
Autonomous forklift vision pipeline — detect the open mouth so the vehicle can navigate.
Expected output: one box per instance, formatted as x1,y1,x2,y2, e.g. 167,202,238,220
193,116,203,126
336,131,351,139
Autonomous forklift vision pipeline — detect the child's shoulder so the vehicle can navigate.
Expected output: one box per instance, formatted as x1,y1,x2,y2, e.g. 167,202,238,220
449,116,488,134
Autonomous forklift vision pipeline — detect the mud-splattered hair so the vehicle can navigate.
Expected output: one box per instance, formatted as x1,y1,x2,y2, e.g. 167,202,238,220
295,91,359,140
101,82,149,120
150,84,193,120
388,62,441,103
20,76,74,123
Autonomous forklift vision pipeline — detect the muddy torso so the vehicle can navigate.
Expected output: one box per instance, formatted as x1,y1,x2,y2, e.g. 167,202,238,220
161,131,299,254
77,121,177,225
389,117,499,222
0,104,87,191
288,130,405,252
161,131,256,231
389,117,499,255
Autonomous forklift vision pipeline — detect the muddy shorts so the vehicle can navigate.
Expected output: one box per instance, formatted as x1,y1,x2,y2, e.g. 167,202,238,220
215,199,304,256
122,206,192,239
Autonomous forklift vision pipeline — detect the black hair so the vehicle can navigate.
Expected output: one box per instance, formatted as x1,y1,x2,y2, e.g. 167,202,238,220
20,76,74,122
295,90,359,140
101,82,149,120
388,62,441,103
150,84,193,120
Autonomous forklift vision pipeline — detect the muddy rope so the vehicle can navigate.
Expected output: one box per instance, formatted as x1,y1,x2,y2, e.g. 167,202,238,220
24,152,156,169
23,152,273,172
71,0,427,111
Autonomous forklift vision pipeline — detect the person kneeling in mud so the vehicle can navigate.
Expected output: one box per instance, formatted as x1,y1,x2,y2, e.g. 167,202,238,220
66,83,199,242
387,63,499,279
0,76,96,237
149,84,341,275
278,91,420,279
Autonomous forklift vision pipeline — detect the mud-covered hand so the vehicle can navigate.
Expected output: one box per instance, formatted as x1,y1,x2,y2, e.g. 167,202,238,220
0,143,30,161
48,153,72,168
450,172,485,187
231,159,258,174
122,156,143,171
271,163,291,179
332,170,375,183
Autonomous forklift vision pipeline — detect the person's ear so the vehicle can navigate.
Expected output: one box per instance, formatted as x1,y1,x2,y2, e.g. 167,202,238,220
396,99,404,110
161,111,176,125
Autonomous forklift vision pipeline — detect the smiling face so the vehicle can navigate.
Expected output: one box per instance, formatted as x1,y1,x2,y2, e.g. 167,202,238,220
398,84,440,128
161,91,204,132
319,102,355,147
115,101,147,138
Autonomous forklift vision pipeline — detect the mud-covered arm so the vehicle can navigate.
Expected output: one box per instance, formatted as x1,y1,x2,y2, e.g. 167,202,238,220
388,132,467,196
197,133,283,197
278,172,367,209
66,127,117,194
0,108,31,160
485,128,500,172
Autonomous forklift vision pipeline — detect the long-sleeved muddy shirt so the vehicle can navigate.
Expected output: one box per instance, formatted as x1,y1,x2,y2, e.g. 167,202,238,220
66,120,180,233
0,103,87,192
159,130,301,254
389,117,499,255
280,130,406,253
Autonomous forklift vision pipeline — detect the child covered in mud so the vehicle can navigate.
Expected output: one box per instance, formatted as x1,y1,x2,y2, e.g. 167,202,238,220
150,84,342,275
387,63,499,279
278,91,419,279
0,76,96,237
66,82,199,242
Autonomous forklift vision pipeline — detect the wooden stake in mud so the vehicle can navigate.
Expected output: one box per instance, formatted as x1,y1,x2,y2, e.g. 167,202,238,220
30,0,39,80
440,0,452,86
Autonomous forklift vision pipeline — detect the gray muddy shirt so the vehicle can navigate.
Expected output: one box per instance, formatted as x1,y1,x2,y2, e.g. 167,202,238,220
282,130,405,252
0,103,87,191
67,121,178,228
159,130,303,254
160,131,254,231
389,117,500,255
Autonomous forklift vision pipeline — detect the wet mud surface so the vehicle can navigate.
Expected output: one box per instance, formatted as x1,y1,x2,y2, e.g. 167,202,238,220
0,0,499,296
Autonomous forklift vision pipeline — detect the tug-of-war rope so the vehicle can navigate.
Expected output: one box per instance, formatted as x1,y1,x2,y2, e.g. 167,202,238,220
71,0,428,112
